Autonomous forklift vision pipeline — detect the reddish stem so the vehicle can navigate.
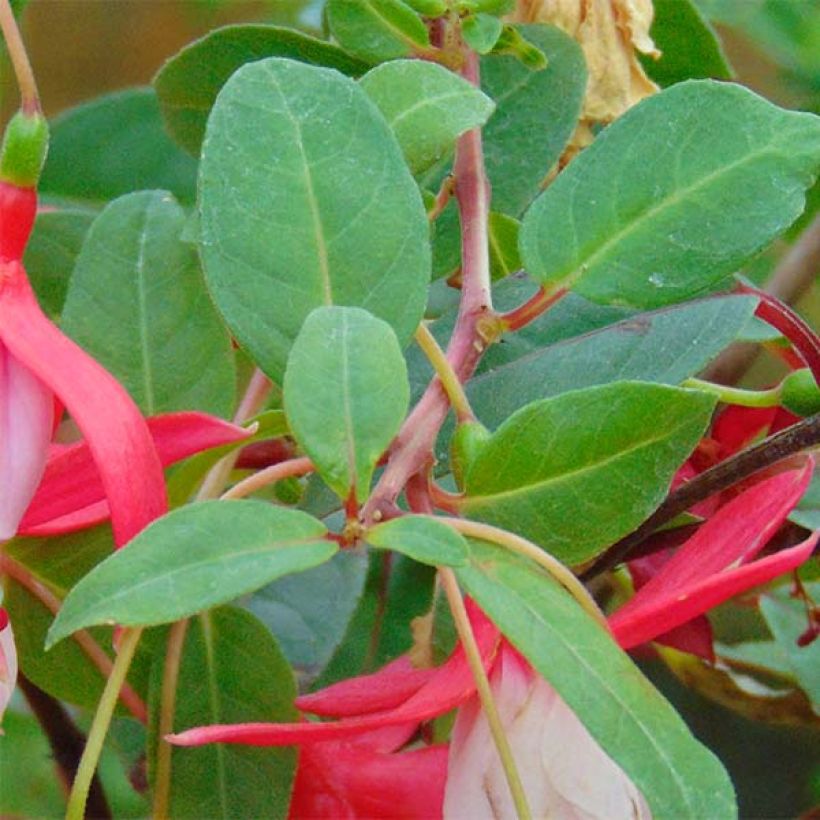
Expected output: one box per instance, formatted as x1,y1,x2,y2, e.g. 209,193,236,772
500,286,568,332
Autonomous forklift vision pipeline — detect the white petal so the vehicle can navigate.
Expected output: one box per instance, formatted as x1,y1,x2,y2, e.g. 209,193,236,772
0,613,17,730
0,343,54,540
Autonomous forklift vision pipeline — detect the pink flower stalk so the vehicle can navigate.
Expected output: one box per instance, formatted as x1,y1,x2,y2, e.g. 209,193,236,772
168,464,817,816
0,607,16,732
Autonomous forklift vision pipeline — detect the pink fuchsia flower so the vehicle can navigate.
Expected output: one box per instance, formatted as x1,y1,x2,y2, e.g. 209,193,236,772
0,607,16,732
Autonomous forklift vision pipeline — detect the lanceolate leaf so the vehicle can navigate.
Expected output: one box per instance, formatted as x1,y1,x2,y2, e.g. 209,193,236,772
466,295,756,430
147,607,297,818
39,88,197,205
456,541,737,819
360,60,495,175
366,515,469,566
327,0,430,64
462,383,715,564
284,307,409,503
153,24,368,156
520,80,820,308
47,501,336,646
481,24,586,217
61,191,236,418
199,58,430,382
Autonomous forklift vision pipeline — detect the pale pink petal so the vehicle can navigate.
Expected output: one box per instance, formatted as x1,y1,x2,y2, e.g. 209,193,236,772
0,609,17,732
444,643,650,819
0,343,53,539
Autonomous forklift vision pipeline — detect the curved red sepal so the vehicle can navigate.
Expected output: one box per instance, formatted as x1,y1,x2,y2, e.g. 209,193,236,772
0,183,36,262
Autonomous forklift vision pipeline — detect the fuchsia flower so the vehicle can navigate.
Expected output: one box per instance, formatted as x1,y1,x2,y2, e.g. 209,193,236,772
168,462,817,817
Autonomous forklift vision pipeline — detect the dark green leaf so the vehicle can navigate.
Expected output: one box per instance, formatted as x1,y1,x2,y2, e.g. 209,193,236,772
327,0,430,64
488,211,522,279
482,25,586,216
23,208,95,317
199,58,430,382
147,607,297,818
47,501,335,646
520,81,820,308
360,59,495,174
462,382,715,563
39,88,197,205
284,306,409,502
367,514,469,566
154,24,368,156
60,191,235,417
642,0,733,86
246,549,368,681
456,541,737,819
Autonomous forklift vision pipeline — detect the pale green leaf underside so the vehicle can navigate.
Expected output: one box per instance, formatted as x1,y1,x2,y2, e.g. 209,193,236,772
61,190,236,417
462,382,715,563
521,80,820,307
360,59,495,175
284,306,409,503
47,501,335,646
366,514,469,566
457,541,737,819
199,57,430,382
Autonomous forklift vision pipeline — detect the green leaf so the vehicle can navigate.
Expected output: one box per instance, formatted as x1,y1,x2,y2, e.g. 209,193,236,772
154,24,368,156
467,295,756,431
760,584,820,712
327,0,430,64
462,382,715,564
642,0,733,86
360,59,495,175
23,208,95,317
47,501,336,647
790,469,820,531
60,191,236,417
367,514,469,566
2,526,157,710
246,549,368,680
488,212,522,279
199,57,430,382
147,607,297,818
39,88,197,205
456,541,737,819
482,25,586,216
462,13,504,54
520,81,820,308
284,306,409,502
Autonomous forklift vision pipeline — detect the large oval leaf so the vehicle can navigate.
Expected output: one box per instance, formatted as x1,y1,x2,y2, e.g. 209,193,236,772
199,57,430,382
366,514,469,566
154,24,368,156
456,541,737,819
147,607,297,818
360,59,495,175
284,306,409,503
520,80,820,308
47,501,336,646
61,191,236,417
462,382,715,564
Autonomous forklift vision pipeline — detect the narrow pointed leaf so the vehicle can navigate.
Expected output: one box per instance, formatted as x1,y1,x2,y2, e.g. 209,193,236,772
199,58,430,381
360,60,495,175
47,501,335,647
284,307,409,502
462,382,715,564
520,80,820,308
154,24,368,155
456,541,737,820
366,514,469,566
147,607,297,818
61,191,235,417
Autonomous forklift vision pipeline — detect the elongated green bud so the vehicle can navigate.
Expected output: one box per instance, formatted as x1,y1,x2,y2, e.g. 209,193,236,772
780,369,820,417
0,110,49,188
450,420,491,489
490,25,548,70
457,0,514,14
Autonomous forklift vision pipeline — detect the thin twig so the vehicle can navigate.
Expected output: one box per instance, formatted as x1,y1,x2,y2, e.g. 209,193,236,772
0,0,39,111
219,456,313,500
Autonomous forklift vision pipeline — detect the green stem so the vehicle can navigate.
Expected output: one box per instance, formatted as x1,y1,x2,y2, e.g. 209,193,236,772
414,323,474,423
683,377,781,408
439,567,532,820
65,627,143,820
0,0,39,112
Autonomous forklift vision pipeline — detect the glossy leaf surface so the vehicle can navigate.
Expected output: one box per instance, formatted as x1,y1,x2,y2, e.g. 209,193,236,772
366,514,469,566
47,501,335,646
462,383,715,563
199,58,430,381
521,81,820,307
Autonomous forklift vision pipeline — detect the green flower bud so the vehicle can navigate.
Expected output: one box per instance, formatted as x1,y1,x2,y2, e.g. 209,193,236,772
0,110,49,188
450,420,491,489
780,368,820,417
